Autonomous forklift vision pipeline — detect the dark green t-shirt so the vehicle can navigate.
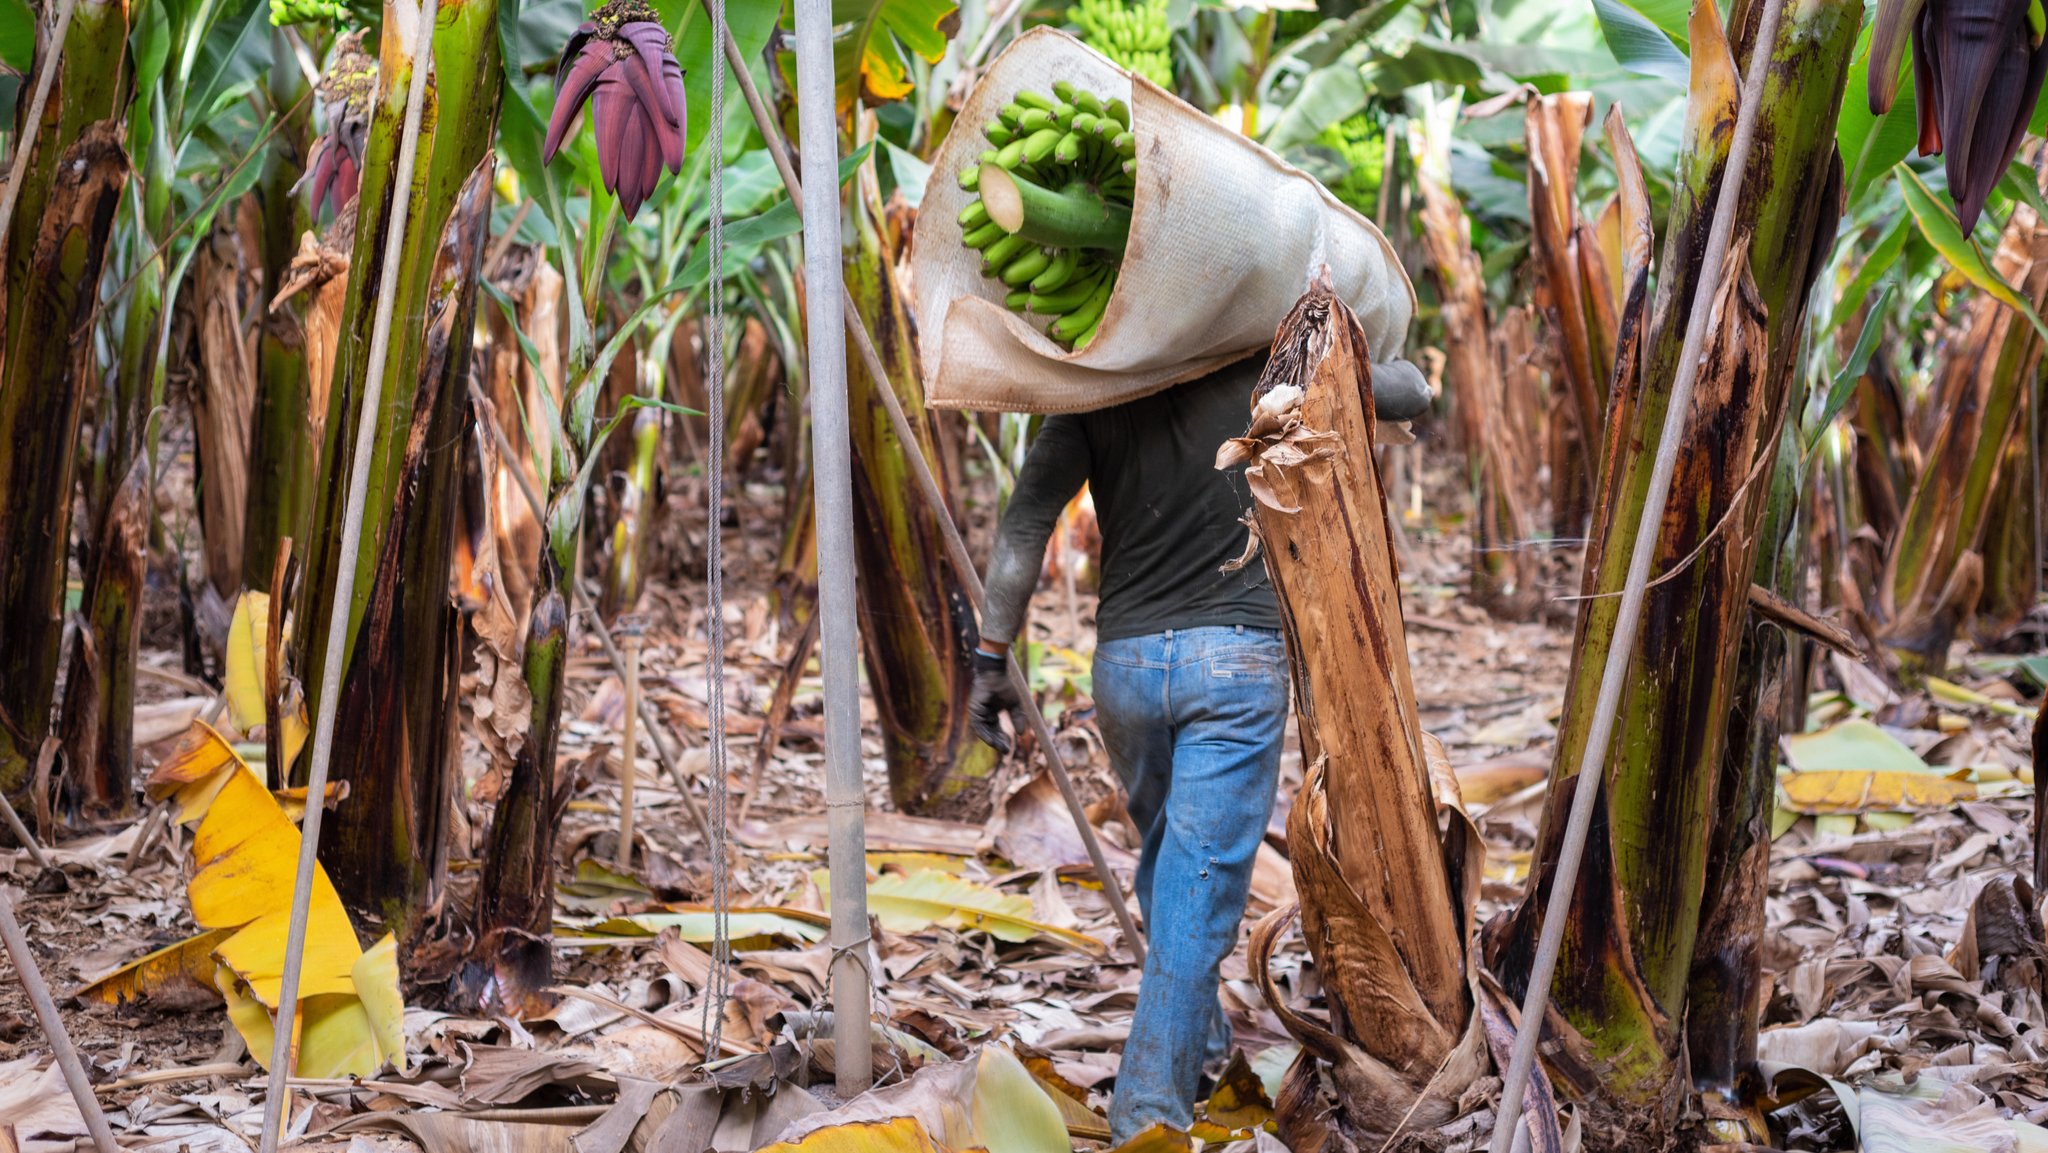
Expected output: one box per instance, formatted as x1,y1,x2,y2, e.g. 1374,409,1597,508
979,354,1282,645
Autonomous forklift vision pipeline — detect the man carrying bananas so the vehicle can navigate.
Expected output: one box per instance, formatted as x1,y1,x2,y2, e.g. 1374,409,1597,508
968,354,1433,1139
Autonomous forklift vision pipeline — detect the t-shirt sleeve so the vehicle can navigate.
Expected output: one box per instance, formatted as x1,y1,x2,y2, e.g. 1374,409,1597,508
977,416,1090,646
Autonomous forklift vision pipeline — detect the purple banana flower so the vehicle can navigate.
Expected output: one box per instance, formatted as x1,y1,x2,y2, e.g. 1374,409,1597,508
300,33,377,219
544,0,687,219
1870,0,2048,231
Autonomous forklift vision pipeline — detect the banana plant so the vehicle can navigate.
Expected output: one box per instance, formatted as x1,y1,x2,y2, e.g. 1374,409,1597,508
60,0,275,823
1485,0,1860,1138
293,0,507,942
0,0,132,817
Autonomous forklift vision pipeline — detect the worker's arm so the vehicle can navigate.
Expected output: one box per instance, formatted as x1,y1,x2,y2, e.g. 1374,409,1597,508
969,415,1089,752
977,415,1091,652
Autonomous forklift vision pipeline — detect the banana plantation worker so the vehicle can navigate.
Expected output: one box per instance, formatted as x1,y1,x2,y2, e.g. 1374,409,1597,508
968,352,1432,1138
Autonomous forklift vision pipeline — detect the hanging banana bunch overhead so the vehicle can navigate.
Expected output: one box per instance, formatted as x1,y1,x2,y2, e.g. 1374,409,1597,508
1071,0,1173,89
545,0,689,219
1870,0,2048,229
957,81,1135,350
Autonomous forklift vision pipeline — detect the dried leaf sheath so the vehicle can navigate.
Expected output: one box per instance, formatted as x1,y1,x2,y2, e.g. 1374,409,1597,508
1228,280,1482,1148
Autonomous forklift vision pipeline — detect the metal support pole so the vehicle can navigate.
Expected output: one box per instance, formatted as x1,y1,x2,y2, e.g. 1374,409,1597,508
1486,1,1787,1148
0,885,121,1153
792,0,873,1097
711,13,1145,965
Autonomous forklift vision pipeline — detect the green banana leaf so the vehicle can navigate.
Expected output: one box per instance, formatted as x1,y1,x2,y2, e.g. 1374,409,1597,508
1899,165,2048,343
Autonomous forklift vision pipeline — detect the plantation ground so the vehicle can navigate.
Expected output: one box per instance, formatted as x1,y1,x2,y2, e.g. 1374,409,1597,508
3,437,2045,1151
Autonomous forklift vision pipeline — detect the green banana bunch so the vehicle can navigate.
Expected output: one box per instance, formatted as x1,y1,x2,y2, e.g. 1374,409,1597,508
956,82,1136,351
1072,0,1173,89
270,0,349,26
1318,114,1387,217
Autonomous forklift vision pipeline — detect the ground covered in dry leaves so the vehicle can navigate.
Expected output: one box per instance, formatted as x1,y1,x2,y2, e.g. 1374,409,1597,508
3,457,2046,1153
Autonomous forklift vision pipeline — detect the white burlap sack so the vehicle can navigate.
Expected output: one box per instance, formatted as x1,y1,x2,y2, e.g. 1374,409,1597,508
913,27,1416,414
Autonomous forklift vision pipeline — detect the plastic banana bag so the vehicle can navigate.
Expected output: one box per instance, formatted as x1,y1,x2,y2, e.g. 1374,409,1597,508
911,27,1417,415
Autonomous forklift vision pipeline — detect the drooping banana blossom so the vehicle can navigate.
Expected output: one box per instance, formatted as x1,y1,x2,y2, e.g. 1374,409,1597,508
301,32,377,219
543,0,686,220
1870,0,2048,230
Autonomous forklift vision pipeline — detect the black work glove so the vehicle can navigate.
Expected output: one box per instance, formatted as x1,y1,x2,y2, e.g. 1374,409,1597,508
968,649,1022,755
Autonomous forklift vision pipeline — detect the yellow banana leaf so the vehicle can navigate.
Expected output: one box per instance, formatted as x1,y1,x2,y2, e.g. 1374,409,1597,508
75,927,235,1005
1925,676,2036,719
148,720,247,826
758,1116,946,1153
816,869,1105,956
1106,1125,1194,1153
143,717,407,1077
223,591,309,768
224,592,274,733
574,906,830,947
1780,718,1977,814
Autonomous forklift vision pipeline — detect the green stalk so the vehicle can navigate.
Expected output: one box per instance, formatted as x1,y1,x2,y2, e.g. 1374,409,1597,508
845,161,997,814
0,0,131,808
294,0,503,943
244,28,316,582
977,165,1130,253
474,582,566,1012
599,407,662,618
1489,0,1860,1130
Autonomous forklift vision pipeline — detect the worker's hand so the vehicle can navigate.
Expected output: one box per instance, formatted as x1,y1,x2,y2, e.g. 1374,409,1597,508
968,648,1022,755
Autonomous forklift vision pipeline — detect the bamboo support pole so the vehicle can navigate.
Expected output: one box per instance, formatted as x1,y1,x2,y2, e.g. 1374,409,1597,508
0,882,121,1153
260,2,440,1145
617,619,642,870
792,0,872,1096
711,8,1146,966
1487,0,1788,1147
0,786,49,870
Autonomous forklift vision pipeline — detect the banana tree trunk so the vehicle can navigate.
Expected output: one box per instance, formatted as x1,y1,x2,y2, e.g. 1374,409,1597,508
1884,205,2048,663
1976,389,2041,643
56,457,147,822
1486,0,1858,1134
841,160,995,815
1685,420,1803,1124
244,29,316,583
295,0,503,945
1526,93,1606,528
0,0,132,812
1417,157,1540,619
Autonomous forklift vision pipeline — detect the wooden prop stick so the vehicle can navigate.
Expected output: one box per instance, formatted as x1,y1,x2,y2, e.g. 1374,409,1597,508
0,884,122,1153
711,12,1146,964
617,619,643,870
0,787,50,871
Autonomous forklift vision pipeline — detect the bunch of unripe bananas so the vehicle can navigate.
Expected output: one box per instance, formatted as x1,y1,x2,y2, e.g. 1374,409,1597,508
269,0,349,25
956,81,1136,351
1072,0,1173,89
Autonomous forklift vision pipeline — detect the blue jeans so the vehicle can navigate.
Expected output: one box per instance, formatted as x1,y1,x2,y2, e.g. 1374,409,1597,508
1093,626,1289,1140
